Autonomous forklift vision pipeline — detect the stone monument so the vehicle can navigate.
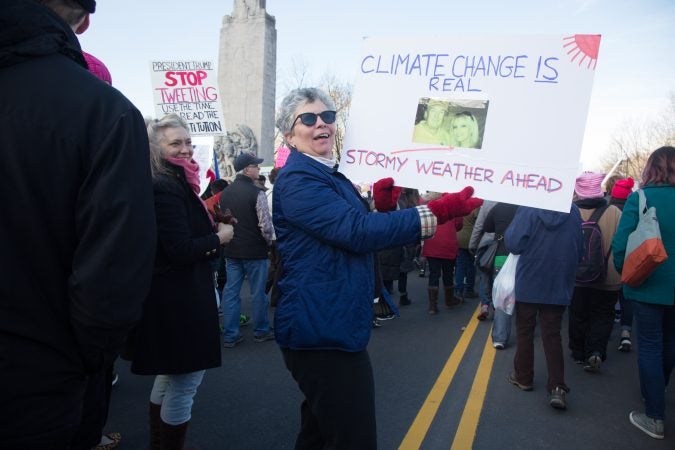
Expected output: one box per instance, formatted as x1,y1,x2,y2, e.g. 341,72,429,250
218,0,276,166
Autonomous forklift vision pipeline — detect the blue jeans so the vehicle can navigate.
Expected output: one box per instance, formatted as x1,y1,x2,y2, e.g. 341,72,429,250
222,258,270,342
455,249,476,294
150,371,205,425
478,270,492,306
492,308,513,345
633,301,675,420
619,290,634,332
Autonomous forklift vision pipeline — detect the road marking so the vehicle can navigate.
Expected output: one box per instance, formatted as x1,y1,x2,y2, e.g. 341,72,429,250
451,326,497,450
398,303,482,450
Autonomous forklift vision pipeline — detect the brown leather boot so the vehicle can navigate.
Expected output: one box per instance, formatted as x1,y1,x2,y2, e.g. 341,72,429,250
428,287,439,315
149,402,161,450
159,420,195,450
444,286,462,308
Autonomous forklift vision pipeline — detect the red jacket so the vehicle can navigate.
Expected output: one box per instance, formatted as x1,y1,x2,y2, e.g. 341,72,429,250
422,217,463,259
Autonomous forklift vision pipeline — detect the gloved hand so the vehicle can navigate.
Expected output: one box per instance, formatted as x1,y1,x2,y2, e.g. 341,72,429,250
373,177,402,212
427,187,483,224
212,204,238,225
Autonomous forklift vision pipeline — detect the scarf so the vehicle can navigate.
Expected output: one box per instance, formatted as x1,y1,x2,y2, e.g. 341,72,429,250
166,157,215,226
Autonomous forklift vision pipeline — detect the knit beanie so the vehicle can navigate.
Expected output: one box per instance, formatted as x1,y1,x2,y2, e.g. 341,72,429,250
611,177,634,200
574,172,605,199
82,52,111,85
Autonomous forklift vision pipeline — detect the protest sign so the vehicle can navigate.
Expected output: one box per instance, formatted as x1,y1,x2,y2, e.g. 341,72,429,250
192,136,215,195
150,60,226,136
340,35,601,212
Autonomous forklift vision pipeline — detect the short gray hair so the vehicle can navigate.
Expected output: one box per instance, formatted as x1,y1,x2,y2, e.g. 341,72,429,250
147,114,190,178
276,87,336,137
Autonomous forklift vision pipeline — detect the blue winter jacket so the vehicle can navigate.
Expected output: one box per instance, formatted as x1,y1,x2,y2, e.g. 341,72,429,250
273,150,422,351
505,205,583,306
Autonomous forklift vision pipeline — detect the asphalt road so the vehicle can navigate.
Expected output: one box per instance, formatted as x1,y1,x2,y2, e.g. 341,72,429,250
106,274,674,449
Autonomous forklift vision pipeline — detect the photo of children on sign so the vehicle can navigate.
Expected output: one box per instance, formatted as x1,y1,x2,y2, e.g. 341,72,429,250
412,98,488,149
340,34,601,213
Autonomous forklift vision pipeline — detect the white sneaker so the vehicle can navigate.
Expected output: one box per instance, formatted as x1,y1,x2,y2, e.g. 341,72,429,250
493,342,505,350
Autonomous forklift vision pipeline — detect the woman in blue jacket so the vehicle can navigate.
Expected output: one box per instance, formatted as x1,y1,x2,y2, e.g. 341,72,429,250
273,88,482,449
612,146,675,440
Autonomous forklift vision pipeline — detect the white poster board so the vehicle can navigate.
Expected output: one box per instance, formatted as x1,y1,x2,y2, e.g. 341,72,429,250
192,136,215,195
150,60,226,136
340,35,601,212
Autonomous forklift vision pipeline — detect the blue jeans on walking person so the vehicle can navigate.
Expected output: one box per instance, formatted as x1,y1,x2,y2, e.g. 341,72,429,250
455,249,476,296
150,371,205,425
478,270,492,306
221,258,270,343
619,290,634,332
632,301,675,420
492,308,513,345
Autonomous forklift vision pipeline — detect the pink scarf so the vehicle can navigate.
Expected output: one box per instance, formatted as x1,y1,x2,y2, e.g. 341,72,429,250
166,157,215,226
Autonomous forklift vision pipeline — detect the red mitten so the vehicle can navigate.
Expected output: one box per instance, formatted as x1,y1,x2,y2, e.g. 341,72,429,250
427,187,483,224
373,177,402,211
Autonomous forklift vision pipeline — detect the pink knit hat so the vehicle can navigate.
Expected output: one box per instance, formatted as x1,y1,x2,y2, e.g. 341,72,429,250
574,172,605,199
611,177,634,200
82,52,112,85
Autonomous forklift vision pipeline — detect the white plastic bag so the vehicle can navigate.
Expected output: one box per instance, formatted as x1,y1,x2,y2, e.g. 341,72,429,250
492,253,519,315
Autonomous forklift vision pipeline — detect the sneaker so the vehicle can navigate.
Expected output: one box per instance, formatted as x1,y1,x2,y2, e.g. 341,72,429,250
618,331,632,352
253,330,275,343
418,269,426,278
477,304,489,321
223,335,244,348
239,314,251,326
629,411,664,439
493,342,505,350
549,386,567,410
372,319,383,328
93,432,122,450
618,337,632,352
583,352,602,372
508,372,533,391
376,313,396,320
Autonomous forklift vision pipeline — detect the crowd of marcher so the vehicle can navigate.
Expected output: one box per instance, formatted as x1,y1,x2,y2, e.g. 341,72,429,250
1,1,674,449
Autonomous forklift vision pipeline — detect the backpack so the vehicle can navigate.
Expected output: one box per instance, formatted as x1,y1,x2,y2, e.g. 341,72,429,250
576,205,609,284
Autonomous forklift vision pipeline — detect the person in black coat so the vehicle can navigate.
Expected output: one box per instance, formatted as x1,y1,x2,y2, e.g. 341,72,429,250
483,202,519,348
128,114,234,449
0,1,156,449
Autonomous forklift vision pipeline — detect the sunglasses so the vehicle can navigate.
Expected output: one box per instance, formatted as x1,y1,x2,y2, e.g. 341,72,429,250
291,110,337,129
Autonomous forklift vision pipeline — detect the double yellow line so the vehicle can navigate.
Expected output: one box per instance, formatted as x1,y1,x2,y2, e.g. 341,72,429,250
399,303,497,450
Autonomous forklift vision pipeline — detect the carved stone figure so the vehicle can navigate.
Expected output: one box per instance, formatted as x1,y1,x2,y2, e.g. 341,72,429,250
214,123,259,180
233,0,266,19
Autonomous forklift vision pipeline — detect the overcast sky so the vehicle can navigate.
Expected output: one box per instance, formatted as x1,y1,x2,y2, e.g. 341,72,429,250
79,0,674,169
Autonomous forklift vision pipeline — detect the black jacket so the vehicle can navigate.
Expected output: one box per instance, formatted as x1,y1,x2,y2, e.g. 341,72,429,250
0,1,156,446
129,164,222,375
484,203,519,257
219,174,269,259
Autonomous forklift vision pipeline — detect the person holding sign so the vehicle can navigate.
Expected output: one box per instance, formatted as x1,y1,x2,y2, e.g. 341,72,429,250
412,99,452,146
611,146,675,440
273,87,482,449
448,111,480,148
128,114,234,449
